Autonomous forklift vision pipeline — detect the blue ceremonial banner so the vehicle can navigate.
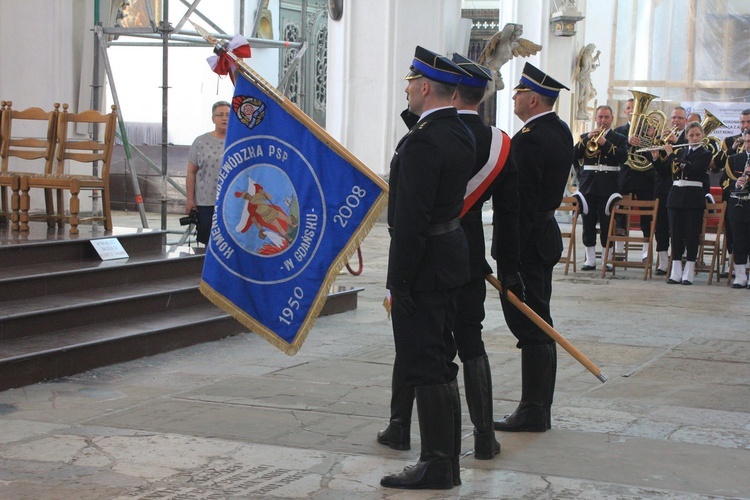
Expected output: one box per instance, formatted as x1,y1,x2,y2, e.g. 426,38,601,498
199,70,387,355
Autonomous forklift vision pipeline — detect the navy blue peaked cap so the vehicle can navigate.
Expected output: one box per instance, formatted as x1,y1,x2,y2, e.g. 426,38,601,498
451,53,492,88
405,46,471,86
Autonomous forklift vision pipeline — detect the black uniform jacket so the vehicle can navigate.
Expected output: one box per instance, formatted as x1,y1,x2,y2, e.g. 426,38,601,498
574,129,628,196
719,151,749,194
458,113,520,279
387,107,474,293
722,152,750,222
654,130,688,197
653,146,711,209
512,112,574,255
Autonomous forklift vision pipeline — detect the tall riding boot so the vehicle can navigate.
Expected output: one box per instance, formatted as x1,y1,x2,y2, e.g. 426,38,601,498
544,344,557,430
380,383,456,490
376,365,414,450
494,344,557,432
447,378,462,486
463,355,500,459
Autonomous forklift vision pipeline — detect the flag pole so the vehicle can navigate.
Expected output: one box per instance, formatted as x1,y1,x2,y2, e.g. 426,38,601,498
191,22,388,192
486,274,607,383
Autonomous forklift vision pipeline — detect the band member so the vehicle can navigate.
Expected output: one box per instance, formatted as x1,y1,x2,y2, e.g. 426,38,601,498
723,109,750,157
574,105,628,270
380,46,473,490
722,130,750,288
494,63,574,433
652,121,711,285
718,109,750,259
614,98,633,135
651,107,689,274
617,98,654,260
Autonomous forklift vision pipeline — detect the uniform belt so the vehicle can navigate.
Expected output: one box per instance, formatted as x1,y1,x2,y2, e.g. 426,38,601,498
535,210,555,222
428,217,461,236
583,165,620,172
672,180,703,188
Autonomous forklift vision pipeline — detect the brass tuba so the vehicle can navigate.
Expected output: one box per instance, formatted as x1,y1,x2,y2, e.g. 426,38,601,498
699,109,726,159
626,90,668,171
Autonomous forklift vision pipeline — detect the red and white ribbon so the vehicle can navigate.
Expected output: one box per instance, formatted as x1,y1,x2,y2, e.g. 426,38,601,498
207,34,252,84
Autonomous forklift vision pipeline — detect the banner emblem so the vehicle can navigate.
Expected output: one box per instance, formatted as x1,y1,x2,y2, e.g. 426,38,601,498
233,95,266,129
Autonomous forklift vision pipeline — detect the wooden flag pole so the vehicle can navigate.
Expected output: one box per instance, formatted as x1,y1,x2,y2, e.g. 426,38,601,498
486,274,607,383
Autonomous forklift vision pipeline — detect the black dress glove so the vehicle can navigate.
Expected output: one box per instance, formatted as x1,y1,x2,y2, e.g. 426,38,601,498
500,272,526,302
390,289,416,316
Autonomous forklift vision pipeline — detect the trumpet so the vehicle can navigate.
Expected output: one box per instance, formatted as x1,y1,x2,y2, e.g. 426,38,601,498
659,126,679,145
585,127,608,153
733,129,748,154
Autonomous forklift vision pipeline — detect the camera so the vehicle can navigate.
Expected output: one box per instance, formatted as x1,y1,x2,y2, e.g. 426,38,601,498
180,208,200,227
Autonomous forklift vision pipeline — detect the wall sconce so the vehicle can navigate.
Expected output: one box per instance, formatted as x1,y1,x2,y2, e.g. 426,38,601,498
550,1,585,37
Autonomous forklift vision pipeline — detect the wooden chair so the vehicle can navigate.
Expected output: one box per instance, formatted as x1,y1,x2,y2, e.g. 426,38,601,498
557,196,580,275
696,201,726,285
601,198,659,280
0,101,60,231
22,104,117,234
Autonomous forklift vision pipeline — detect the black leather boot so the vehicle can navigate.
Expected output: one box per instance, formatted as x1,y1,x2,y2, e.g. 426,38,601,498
545,344,557,430
380,383,456,490
463,354,500,459
447,378,462,486
494,344,556,432
376,364,414,450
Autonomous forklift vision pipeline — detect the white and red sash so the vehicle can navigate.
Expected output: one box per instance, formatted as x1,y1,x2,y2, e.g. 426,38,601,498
461,127,511,217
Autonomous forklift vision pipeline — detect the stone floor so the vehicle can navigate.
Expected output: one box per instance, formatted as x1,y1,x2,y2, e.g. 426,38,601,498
0,213,748,499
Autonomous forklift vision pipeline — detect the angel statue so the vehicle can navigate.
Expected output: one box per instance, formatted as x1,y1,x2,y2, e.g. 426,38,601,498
477,23,543,101
574,43,601,120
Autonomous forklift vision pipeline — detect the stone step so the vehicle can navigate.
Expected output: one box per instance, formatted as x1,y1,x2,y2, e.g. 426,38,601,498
0,250,204,302
0,303,244,391
0,279,207,340
0,228,167,268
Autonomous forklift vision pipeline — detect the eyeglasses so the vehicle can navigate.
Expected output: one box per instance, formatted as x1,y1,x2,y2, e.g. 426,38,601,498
213,112,230,118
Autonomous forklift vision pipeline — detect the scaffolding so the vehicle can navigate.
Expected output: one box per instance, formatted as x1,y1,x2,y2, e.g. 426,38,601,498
93,0,307,236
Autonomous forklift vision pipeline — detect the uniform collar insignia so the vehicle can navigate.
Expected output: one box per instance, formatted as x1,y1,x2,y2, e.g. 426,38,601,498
521,126,532,133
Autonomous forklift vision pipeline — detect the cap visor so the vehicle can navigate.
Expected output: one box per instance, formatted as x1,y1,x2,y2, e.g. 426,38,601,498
404,69,423,80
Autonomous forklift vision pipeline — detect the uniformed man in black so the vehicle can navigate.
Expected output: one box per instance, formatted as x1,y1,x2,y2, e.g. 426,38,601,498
380,46,473,490
493,63,574,433
376,54,523,463
721,130,750,288
717,109,750,262
616,98,656,261
722,109,750,157
653,107,689,274
574,105,628,270
451,54,522,459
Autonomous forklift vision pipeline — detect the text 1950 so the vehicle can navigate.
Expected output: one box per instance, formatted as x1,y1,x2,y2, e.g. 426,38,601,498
278,287,304,325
